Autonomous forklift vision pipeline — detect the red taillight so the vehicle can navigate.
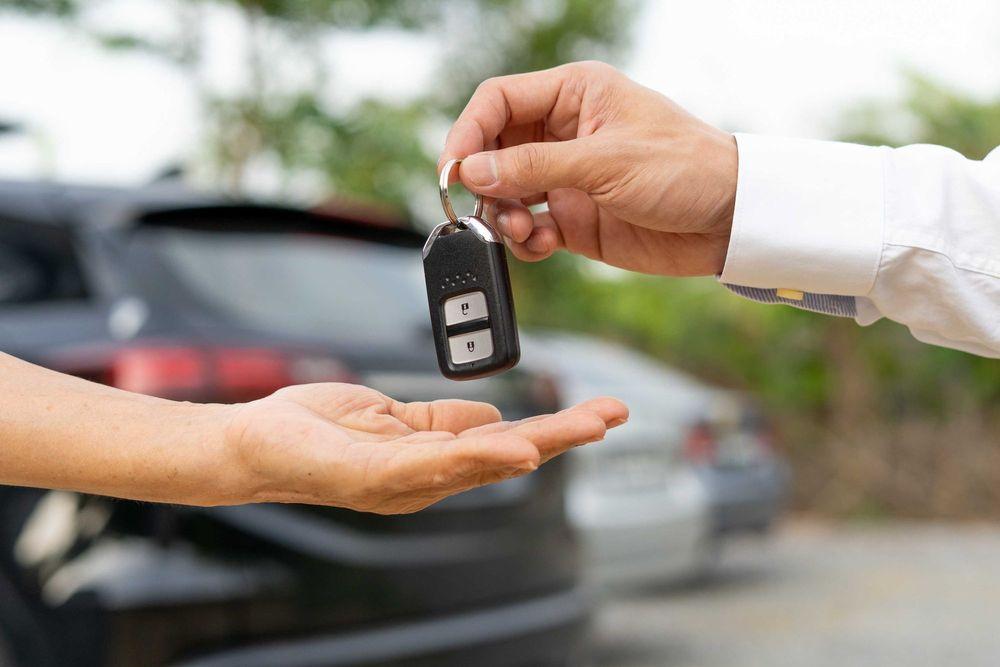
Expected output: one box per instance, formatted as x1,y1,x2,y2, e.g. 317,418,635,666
107,346,353,402
682,422,717,464
215,348,295,402
111,347,208,397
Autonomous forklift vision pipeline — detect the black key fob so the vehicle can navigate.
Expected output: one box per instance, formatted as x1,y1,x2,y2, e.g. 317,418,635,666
424,158,519,380
423,216,520,380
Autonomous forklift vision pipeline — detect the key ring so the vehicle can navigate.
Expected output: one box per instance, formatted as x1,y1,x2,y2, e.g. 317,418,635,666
439,158,485,225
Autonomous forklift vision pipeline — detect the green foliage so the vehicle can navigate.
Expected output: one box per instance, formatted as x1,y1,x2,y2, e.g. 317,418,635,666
840,73,1000,159
4,0,634,203
235,94,433,211
0,0,77,15
437,0,633,113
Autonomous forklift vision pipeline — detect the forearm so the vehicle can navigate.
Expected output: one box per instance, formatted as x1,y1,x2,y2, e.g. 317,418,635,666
0,353,242,505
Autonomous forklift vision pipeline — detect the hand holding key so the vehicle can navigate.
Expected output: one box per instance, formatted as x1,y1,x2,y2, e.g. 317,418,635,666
440,61,738,277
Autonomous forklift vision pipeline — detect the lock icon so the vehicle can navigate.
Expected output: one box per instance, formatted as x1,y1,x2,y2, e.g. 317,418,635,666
466,341,476,352
461,302,470,315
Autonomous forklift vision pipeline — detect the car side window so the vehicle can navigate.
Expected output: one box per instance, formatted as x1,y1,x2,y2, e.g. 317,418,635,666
0,220,89,305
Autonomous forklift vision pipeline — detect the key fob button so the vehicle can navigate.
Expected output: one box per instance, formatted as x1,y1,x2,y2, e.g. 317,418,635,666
443,291,488,325
448,329,494,364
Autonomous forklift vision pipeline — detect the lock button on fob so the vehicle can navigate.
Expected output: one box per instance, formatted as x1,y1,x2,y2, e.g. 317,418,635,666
448,329,494,364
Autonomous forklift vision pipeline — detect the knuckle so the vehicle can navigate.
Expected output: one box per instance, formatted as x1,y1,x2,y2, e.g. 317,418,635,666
475,76,502,96
417,401,436,430
512,143,547,183
570,60,619,80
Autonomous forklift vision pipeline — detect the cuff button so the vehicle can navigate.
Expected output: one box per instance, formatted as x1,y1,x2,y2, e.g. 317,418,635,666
776,288,805,301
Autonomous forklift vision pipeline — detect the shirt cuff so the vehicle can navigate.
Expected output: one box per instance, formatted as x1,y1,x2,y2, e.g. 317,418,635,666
720,133,886,296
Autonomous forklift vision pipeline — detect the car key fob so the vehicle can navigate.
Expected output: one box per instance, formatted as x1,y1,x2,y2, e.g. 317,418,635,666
423,160,520,380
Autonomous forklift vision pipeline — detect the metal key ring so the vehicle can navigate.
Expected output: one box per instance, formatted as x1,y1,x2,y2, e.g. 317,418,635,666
439,158,485,225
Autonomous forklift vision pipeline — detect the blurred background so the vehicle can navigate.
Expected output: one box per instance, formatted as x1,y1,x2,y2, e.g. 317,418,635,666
0,1,998,666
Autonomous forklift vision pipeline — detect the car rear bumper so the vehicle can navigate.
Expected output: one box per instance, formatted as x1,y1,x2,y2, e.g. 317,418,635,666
698,460,790,536
567,470,710,589
170,587,591,667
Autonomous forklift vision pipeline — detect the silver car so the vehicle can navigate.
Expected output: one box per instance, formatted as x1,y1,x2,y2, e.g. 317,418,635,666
523,332,789,590
521,333,715,590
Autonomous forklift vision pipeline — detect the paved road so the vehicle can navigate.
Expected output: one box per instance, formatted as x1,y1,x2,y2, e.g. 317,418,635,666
594,520,1000,667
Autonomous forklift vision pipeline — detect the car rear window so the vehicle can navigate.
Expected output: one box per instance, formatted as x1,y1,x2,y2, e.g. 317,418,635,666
134,227,429,347
0,219,89,305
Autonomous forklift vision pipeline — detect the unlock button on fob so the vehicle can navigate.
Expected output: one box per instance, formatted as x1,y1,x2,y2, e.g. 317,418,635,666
448,329,493,364
444,291,488,325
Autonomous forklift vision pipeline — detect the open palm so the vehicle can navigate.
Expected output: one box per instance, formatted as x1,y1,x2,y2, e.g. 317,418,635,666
226,383,627,514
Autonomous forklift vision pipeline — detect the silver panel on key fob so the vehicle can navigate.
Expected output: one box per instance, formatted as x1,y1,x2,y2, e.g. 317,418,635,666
448,329,494,364
444,291,488,326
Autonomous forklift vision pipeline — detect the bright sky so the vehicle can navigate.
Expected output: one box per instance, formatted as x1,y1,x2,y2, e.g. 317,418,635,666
0,0,998,188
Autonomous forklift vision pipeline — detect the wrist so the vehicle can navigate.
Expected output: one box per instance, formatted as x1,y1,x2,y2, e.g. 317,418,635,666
166,400,249,506
706,131,738,240
697,129,737,275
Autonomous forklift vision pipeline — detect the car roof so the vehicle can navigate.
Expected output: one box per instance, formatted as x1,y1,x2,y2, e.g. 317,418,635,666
0,178,425,248
525,329,717,394
0,178,221,228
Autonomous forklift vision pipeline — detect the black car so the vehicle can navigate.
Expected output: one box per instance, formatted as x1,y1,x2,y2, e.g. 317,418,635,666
0,179,582,667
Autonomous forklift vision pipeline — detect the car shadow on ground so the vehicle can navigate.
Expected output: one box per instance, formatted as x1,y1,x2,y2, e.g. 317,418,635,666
642,561,780,599
593,634,696,667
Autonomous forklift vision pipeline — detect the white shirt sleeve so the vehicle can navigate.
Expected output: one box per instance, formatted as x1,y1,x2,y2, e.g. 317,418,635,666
720,133,1000,358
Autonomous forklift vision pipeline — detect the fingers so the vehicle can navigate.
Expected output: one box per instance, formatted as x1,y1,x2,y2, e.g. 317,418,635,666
440,62,626,199
493,188,603,262
491,199,564,262
388,398,502,434
379,433,541,495
466,397,629,437
492,199,535,243
458,138,606,200
356,397,628,514
441,65,576,167
504,209,564,262
508,409,607,463
462,397,629,461
568,396,630,426
440,61,625,168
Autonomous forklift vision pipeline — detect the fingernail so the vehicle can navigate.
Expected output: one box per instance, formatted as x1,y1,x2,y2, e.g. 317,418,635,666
462,153,498,187
496,210,511,236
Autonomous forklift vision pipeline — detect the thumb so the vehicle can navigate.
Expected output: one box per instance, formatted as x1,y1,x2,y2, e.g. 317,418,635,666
458,138,604,199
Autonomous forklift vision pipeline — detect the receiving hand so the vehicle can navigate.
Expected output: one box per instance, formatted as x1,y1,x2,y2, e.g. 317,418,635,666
226,383,627,514
440,61,737,276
